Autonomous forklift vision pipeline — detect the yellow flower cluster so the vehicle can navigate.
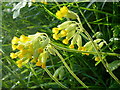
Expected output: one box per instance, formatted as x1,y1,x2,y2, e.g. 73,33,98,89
52,21,83,50
10,32,51,68
56,6,68,19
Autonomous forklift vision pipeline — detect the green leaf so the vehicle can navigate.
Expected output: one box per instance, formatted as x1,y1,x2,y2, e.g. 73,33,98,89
108,60,120,71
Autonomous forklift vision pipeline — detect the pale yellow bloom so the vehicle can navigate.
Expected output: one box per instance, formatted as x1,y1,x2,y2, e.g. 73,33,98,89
11,36,19,44
17,44,24,50
95,56,100,61
69,44,74,49
36,60,41,66
10,53,17,59
52,28,61,34
60,30,67,37
53,34,59,40
62,39,69,44
56,6,68,19
12,44,17,50
20,35,29,42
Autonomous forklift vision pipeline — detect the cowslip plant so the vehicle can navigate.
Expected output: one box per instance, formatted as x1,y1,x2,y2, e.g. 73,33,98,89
9,2,120,89
52,5,120,85
10,32,88,88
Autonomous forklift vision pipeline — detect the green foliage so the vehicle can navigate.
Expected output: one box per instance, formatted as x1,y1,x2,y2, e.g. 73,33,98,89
2,1,120,89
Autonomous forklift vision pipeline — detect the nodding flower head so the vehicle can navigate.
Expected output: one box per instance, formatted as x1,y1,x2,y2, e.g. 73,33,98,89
56,6,77,19
10,32,57,68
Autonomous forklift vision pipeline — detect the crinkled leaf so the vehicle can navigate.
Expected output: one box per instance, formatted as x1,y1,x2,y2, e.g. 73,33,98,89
108,60,120,71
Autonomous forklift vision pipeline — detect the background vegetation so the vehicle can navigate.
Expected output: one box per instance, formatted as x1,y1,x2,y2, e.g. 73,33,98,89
2,1,120,89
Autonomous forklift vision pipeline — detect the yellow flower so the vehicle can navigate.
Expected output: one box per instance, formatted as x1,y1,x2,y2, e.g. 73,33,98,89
41,63,46,68
56,11,63,19
36,60,42,66
17,52,24,59
62,39,69,44
12,44,17,50
17,44,24,50
17,64,22,68
16,60,23,68
78,47,89,55
60,6,68,16
95,56,100,61
16,60,23,64
69,44,74,49
56,6,68,19
11,36,19,44
60,30,67,37
20,35,29,43
31,58,37,63
52,28,61,34
53,34,59,40
10,53,17,59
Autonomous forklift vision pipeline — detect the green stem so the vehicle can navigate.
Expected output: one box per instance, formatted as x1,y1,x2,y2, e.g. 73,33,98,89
76,6,120,84
44,68,68,88
54,49,88,88
51,43,120,57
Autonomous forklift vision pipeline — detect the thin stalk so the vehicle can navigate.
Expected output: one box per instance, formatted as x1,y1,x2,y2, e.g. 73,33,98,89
44,68,68,88
51,43,120,57
76,5,120,84
54,49,88,88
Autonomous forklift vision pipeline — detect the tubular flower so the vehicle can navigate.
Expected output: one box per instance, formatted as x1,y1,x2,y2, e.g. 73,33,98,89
78,47,89,55
11,36,19,44
56,6,68,19
16,60,23,68
10,32,57,69
69,44,74,49
17,44,24,50
20,35,29,43
53,34,59,40
10,53,17,59
12,44,17,50
95,56,100,61
62,39,69,44
52,28,61,34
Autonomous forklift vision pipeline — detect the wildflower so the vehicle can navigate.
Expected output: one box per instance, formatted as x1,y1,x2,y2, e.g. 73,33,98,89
20,35,29,42
52,28,61,34
95,56,100,61
10,53,17,59
31,58,37,63
16,60,23,68
17,52,24,59
60,30,67,37
53,34,59,40
69,44,74,49
11,36,19,44
12,44,17,50
62,39,69,44
78,47,89,55
17,44,24,50
36,60,42,66
56,6,68,19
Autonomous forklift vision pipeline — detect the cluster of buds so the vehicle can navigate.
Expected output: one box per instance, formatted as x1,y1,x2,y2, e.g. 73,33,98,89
56,6,77,19
10,32,57,68
52,21,83,49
